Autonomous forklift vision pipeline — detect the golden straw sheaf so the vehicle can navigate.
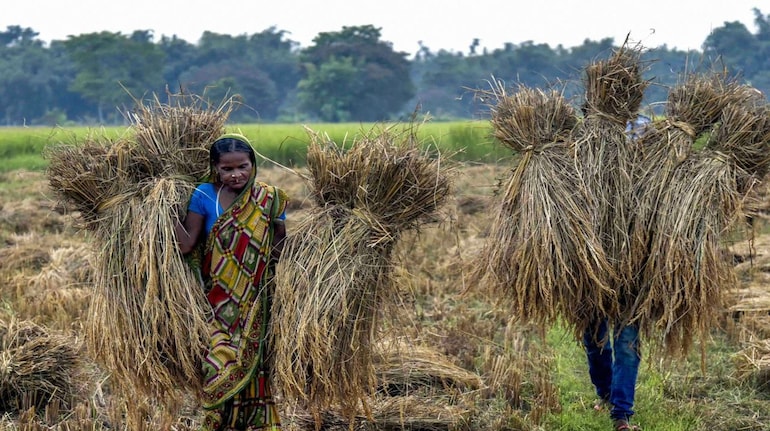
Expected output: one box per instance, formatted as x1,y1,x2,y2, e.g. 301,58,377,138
270,123,454,424
44,93,235,409
474,79,616,338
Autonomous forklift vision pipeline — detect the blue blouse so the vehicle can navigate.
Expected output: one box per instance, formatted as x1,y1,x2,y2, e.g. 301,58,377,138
188,183,286,234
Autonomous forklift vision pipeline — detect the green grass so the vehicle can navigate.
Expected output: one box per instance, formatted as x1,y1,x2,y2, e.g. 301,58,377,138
0,122,510,173
541,323,769,430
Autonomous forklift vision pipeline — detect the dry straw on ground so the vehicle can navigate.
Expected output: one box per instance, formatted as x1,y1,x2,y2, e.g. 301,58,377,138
734,338,770,387
0,318,84,413
285,395,471,431
271,123,453,423
373,340,484,396
44,94,233,405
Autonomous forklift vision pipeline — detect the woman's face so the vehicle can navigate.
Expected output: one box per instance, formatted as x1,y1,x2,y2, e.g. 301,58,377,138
216,151,253,191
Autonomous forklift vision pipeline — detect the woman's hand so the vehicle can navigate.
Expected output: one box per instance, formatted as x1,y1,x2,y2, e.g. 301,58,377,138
176,212,205,255
271,220,286,262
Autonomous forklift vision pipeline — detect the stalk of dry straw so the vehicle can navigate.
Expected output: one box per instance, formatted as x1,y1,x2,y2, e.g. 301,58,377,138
271,125,452,422
474,81,616,335
734,339,770,384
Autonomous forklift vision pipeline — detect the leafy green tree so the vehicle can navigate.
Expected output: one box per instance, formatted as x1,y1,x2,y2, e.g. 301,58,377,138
179,61,279,121
45,40,90,122
703,21,758,77
0,26,80,125
297,25,415,122
296,57,359,122
158,35,198,90
746,8,770,93
173,29,300,121
245,27,301,96
64,31,165,123
411,50,485,119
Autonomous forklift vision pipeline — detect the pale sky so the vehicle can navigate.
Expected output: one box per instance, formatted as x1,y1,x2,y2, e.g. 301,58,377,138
3,0,765,55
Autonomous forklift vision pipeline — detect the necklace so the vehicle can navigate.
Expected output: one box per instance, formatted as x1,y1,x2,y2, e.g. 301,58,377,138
215,184,225,217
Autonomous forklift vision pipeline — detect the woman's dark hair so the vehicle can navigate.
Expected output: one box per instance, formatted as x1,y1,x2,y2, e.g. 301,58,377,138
210,135,256,165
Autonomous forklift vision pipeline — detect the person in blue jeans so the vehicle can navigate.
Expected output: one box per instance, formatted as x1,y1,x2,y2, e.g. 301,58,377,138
582,114,649,431
583,319,641,430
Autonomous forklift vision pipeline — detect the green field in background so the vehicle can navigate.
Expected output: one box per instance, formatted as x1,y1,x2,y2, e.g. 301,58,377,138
0,122,511,174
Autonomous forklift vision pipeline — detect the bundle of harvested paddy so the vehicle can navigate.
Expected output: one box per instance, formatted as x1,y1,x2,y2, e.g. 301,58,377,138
0,233,51,276
84,176,209,401
44,95,233,403
708,92,770,184
0,318,83,413
630,73,744,281
630,79,770,358
271,125,452,421
573,44,649,295
45,138,121,230
127,93,227,180
633,154,743,357
27,244,94,292
581,44,647,121
629,74,741,277
473,81,616,334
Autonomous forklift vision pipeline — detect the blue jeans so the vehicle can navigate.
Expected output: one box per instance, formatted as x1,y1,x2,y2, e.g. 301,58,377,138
583,319,641,421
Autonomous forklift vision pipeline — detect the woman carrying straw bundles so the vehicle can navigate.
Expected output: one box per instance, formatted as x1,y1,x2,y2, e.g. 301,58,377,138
176,133,289,431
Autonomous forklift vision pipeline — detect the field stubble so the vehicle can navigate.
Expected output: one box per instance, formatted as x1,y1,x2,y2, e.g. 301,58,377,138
0,165,768,430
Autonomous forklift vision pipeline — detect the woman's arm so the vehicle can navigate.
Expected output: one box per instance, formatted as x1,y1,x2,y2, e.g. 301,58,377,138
176,211,205,255
271,220,286,262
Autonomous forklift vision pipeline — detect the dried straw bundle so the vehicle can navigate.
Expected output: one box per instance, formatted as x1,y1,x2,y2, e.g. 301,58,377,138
581,45,647,121
573,45,648,300
46,94,230,228
629,74,744,293
0,318,82,413
665,73,743,137
708,92,770,183
474,83,616,334
633,154,743,357
45,95,233,403
305,126,452,239
86,177,210,400
630,80,770,358
485,82,579,152
127,93,230,180
271,125,452,421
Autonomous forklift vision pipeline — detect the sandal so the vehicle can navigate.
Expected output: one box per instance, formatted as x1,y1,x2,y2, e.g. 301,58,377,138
593,398,610,412
613,419,641,430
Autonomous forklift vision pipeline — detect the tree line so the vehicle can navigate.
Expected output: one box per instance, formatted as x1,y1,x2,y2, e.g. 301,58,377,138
1,8,769,126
